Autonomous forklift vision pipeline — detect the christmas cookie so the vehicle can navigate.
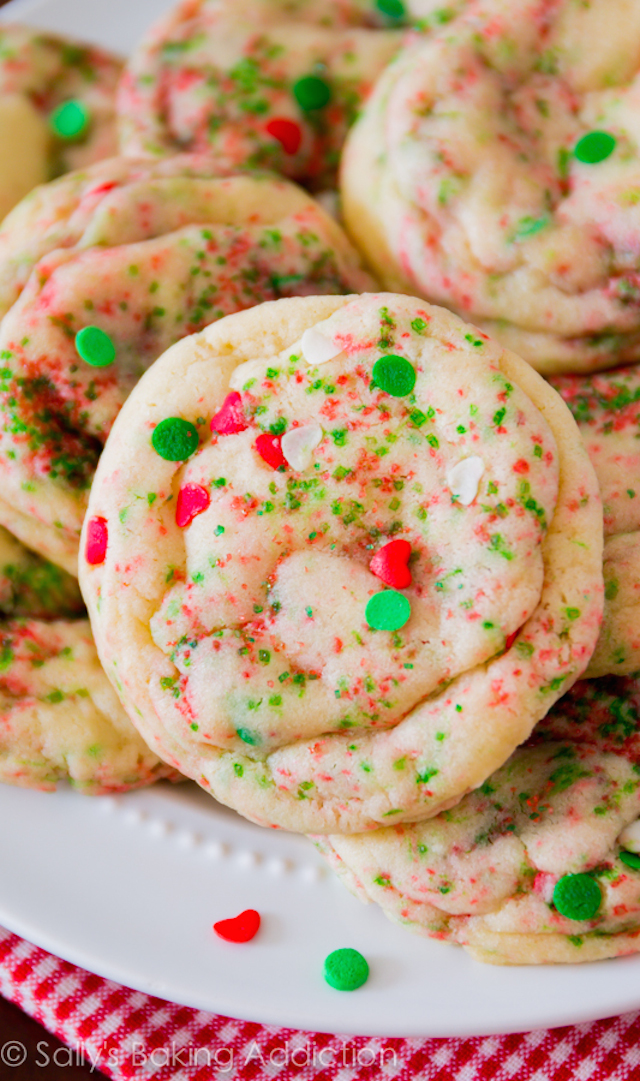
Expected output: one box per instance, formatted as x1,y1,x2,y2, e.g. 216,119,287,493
118,0,412,190
0,154,372,574
0,24,121,221
315,674,640,964
79,292,603,833
551,365,640,677
342,0,640,375
0,532,177,794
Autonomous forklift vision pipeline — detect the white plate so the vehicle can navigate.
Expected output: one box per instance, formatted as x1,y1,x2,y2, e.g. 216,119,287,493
1,0,640,1039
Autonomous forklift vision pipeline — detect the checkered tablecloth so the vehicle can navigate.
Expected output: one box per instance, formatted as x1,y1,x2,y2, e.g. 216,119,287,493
1,927,640,1080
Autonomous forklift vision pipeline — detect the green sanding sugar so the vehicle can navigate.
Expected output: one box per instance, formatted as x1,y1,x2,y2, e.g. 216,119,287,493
293,75,331,112
553,873,602,921
372,354,416,397
620,851,640,871
324,948,369,991
376,0,406,17
152,417,199,461
366,589,411,631
75,326,116,368
574,131,616,165
50,99,90,140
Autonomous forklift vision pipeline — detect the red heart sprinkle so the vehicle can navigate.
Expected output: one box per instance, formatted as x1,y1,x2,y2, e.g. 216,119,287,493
266,117,302,155
85,517,108,565
176,483,210,528
255,432,287,470
213,909,261,943
211,391,248,436
369,539,412,589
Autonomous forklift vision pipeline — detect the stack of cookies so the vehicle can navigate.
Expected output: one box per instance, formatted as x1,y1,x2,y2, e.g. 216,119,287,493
4,0,640,966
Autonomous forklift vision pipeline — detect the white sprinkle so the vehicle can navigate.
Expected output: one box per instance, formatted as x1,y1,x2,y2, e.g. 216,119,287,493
281,423,323,471
301,327,342,366
447,456,485,506
618,818,640,853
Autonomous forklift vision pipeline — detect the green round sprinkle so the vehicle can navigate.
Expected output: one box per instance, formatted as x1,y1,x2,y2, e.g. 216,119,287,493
75,326,116,368
574,131,616,165
376,0,406,17
50,99,90,141
324,948,369,992
293,75,331,112
620,850,640,870
152,417,199,461
366,590,411,631
372,354,416,397
553,873,602,921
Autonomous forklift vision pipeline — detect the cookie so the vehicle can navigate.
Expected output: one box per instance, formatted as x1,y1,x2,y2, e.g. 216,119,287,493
0,530,177,794
118,0,412,190
0,24,121,221
79,292,603,833
342,0,640,375
551,365,640,677
0,155,372,573
315,674,640,964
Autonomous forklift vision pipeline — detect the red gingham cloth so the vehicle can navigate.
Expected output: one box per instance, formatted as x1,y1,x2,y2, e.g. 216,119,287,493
2,928,640,1080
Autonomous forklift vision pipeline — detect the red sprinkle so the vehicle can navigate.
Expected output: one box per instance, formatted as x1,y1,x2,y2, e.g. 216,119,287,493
85,517,108,565
369,539,412,589
266,117,302,155
213,909,261,943
211,391,248,435
513,459,530,474
505,629,519,651
176,484,210,528
255,432,287,469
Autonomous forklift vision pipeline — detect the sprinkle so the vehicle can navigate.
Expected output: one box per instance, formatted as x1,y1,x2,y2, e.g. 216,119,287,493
176,484,210,528
85,517,108,565
301,327,342,366
324,948,369,991
152,418,199,461
50,99,90,140
618,818,640,854
75,326,115,368
293,75,331,112
265,117,302,155
552,874,601,921
211,391,248,435
620,851,640,871
376,0,406,16
281,423,323,471
574,131,616,164
447,456,485,505
372,355,416,397
213,909,261,943
366,590,411,631
370,539,412,589
255,432,287,470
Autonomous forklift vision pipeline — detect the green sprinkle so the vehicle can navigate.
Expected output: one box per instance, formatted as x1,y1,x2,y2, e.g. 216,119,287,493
323,948,369,992
152,417,199,461
75,326,115,368
236,728,259,746
553,874,601,921
372,354,416,397
376,0,406,18
366,590,411,631
620,850,640,870
293,75,331,111
258,650,270,664
574,131,616,164
50,99,90,140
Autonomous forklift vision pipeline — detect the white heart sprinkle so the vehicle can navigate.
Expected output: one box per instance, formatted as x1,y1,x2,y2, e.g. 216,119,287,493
618,818,640,854
447,456,485,506
301,327,342,366
281,423,324,472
